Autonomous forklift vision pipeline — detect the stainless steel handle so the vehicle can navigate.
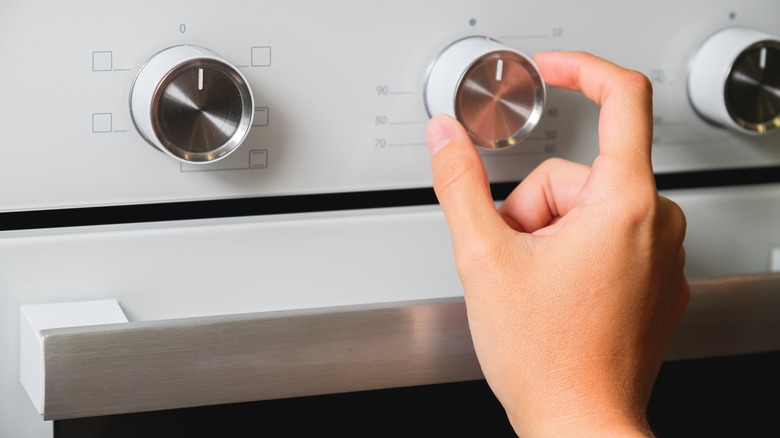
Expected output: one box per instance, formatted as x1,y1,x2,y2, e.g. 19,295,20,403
36,274,780,420
667,273,780,360
39,298,480,420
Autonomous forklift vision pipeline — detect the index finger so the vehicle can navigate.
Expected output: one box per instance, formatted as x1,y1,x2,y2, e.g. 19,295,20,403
533,51,654,178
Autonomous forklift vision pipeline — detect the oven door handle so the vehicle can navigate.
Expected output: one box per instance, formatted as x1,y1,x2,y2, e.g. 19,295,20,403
22,273,780,421
29,297,481,421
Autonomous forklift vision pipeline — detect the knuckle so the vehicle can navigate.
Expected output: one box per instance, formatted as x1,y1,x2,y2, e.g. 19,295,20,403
537,156,568,169
617,185,659,220
655,196,687,235
623,69,653,96
604,68,653,109
454,235,508,278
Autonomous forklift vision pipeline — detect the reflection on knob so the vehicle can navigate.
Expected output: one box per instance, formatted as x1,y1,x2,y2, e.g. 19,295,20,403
130,45,254,163
688,27,780,135
424,36,546,149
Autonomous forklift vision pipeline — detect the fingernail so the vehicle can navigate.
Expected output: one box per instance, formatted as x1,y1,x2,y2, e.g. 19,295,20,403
426,115,455,155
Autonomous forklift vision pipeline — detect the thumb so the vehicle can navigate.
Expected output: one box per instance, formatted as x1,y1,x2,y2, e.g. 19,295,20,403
427,114,506,248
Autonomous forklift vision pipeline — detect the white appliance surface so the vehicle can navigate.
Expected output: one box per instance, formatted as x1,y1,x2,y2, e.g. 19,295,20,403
2,1,780,437
1,1,779,212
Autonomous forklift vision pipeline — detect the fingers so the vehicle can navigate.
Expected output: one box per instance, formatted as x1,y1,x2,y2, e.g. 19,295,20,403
428,52,657,242
533,51,655,180
426,114,506,247
498,158,590,233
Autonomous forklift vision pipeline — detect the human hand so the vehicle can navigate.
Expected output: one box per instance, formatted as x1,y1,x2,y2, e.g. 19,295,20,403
425,51,689,437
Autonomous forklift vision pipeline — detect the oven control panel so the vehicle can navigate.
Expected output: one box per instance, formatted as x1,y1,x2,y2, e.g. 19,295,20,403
1,0,779,212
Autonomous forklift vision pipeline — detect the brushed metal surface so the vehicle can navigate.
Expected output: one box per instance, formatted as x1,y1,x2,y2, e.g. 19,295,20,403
155,60,246,154
726,40,780,133
667,273,780,360
129,46,255,163
457,51,545,149
40,274,780,420
41,298,480,420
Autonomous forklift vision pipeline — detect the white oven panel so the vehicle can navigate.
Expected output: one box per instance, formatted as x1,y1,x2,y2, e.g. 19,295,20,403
1,0,780,212
3,2,780,437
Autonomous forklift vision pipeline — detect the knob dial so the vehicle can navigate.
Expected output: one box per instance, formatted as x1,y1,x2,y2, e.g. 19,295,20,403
425,36,546,149
688,27,780,135
130,45,254,163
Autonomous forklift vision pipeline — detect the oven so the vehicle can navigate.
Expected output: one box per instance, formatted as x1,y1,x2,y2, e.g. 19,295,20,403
2,1,780,437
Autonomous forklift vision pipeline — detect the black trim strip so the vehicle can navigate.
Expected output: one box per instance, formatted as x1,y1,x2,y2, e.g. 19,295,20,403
0,187,441,232
2,166,779,231
654,165,780,191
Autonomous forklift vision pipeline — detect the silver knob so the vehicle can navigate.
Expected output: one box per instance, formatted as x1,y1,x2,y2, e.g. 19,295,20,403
130,45,254,163
424,36,546,149
688,27,780,135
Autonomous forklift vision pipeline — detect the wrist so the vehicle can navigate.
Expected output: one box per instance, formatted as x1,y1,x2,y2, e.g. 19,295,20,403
508,408,654,438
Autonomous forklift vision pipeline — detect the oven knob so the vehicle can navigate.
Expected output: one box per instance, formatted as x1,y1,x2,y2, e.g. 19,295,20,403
130,45,254,163
688,27,780,135
424,36,546,149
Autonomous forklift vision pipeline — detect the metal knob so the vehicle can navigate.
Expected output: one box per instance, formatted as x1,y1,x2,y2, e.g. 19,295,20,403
688,27,780,135
130,45,254,163
424,36,546,149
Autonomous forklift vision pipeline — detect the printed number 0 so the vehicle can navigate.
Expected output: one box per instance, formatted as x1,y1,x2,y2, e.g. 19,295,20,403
180,24,186,33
